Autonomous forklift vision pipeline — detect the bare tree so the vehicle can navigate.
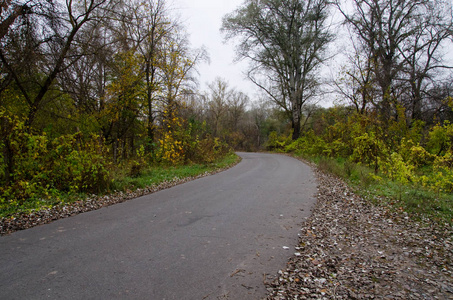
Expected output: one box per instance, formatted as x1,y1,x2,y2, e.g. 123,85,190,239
207,77,231,137
0,0,113,129
334,31,378,114
222,0,332,140
0,0,31,40
398,0,453,122
227,90,249,132
336,0,453,122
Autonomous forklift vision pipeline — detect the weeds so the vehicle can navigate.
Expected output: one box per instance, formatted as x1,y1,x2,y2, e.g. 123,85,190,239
0,153,239,218
300,154,453,226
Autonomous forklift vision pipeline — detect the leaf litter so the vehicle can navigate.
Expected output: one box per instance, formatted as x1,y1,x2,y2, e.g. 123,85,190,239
265,168,452,299
0,165,236,235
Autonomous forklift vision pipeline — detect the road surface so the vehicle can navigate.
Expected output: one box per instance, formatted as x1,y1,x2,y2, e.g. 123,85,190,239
0,152,317,299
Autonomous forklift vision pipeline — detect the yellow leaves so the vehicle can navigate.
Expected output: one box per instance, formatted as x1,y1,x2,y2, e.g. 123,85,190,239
379,152,414,185
408,144,434,167
156,106,192,165
445,96,453,109
158,132,184,165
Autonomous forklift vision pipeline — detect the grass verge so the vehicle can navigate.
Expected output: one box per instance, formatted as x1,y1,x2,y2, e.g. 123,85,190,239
110,153,239,192
0,153,240,218
299,155,453,226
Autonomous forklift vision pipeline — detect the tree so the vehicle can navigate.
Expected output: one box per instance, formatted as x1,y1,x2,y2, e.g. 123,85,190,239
0,0,114,184
222,0,332,140
0,0,113,129
121,0,172,152
336,0,453,122
336,0,420,120
0,0,31,41
227,90,249,132
398,0,453,122
333,30,378,114
207,77,231,137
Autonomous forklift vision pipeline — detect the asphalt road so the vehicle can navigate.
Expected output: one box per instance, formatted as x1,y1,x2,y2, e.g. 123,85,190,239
0,152,317,299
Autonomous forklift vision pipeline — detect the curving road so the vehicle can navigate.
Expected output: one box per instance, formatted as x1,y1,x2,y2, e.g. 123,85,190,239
0,152,317,299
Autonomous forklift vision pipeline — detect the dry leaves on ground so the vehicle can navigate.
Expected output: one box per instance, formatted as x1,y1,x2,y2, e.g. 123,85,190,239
0,164,236,235
265,168,453,299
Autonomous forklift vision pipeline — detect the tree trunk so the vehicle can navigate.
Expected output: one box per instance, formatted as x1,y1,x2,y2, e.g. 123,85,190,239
145,57,156,153
113,139,118,164
290,69,302,140
292,114,301,140
0,4,28,41
3,137,13,186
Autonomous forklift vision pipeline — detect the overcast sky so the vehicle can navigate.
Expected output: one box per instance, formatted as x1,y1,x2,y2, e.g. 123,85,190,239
171,0,338,106
172,0,260,97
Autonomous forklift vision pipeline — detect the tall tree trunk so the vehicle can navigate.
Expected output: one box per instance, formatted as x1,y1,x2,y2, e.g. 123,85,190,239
292,107,301,140
2,135,13,186
113,139,118,164
145,55,157,153
0,115,14,185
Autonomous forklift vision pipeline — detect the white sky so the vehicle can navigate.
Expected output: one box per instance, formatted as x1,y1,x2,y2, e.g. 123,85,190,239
171,0,260,97
171,0,338,106
170,0,453,108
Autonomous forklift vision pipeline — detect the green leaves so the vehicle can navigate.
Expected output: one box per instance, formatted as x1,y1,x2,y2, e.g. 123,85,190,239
0,112,111,206
277,107,453,194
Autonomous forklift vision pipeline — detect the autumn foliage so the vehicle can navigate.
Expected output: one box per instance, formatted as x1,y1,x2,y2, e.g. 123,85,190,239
271,107,453,194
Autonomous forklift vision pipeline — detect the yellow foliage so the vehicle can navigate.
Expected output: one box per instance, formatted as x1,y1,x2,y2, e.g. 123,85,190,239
158,132,184,165
379,152,414,185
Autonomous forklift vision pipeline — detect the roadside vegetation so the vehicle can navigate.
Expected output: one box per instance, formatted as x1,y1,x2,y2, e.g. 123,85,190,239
0,149,238,218
266,107,453,226
0,0,242,219
2,0,453,229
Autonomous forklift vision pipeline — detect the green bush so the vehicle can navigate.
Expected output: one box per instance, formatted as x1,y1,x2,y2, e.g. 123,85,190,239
0,112,111,207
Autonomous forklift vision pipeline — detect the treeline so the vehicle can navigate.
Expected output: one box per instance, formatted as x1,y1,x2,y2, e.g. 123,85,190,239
2,0,453,210
0,0,247,205
221,0,453,197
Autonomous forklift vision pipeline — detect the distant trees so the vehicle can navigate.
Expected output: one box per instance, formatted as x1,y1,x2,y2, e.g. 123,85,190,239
335,0,453,124
189,77,252,149
222,0,333,140
181,77,294,151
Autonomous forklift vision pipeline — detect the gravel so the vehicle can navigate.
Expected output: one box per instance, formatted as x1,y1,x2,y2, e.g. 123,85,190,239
265,167,453,299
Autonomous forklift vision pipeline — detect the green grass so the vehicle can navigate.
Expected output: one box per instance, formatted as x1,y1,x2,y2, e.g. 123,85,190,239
110,153,239,191
362,179,453,224
0,153,240,218
299,154,453,226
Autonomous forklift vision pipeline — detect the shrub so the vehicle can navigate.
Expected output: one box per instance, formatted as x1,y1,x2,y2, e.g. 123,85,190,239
379,152,414,185
426,121,453,156
0,113,111,207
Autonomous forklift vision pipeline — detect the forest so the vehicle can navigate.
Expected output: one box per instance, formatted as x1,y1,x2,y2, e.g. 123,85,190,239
1,0,453,222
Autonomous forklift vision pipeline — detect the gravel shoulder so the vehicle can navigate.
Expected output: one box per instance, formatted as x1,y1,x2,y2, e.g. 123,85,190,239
265,165,453,299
